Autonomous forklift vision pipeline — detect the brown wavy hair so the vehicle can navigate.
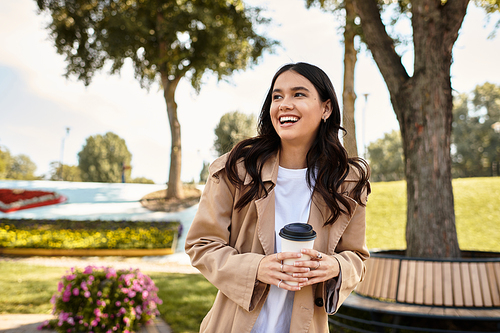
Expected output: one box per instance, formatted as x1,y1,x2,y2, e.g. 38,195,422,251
225,62,370,226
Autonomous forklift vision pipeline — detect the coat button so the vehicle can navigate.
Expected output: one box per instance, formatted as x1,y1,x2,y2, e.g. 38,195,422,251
315,298,324,307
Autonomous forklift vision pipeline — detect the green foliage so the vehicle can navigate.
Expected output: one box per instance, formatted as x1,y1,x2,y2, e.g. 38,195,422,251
36,0,276,90
78,132,132,183
0,219,180,250
0,146,11,179
214,111,257,156
128,177,155,184
199,161,210,184
0,146,39,180
48,162,82,182
366,177,500,252
452,82,500,178
366,130,405,182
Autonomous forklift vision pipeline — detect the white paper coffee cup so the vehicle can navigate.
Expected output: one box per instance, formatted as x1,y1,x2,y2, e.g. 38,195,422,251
279,223,317,285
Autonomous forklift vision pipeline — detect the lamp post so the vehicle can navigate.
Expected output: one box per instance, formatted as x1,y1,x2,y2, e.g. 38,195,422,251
59,127,70,180
362,93,369,159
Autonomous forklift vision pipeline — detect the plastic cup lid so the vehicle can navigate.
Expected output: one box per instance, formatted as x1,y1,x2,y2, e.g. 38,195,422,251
279,223,317,241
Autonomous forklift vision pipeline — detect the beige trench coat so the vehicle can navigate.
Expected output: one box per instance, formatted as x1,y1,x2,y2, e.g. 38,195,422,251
185,152,370,333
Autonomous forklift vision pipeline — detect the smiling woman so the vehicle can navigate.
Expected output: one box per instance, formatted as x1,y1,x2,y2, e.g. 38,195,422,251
185,63,370,333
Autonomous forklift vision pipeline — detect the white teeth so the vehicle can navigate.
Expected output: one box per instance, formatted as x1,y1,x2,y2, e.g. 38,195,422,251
279,116,299,124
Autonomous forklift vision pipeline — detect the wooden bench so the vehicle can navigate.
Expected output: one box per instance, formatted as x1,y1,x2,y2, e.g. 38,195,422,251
329,250,500,332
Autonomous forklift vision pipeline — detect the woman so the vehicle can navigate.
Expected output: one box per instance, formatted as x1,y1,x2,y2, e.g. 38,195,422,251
185,62,370,333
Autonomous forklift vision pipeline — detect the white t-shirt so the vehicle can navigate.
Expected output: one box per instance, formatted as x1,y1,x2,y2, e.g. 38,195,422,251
251,166,314,333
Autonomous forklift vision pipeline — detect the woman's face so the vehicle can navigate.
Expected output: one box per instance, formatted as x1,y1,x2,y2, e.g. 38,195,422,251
270,70,331,151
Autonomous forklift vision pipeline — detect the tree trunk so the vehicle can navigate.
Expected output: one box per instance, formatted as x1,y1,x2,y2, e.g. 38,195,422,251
162,74,184,199
352,0,469,258
342,0,358,158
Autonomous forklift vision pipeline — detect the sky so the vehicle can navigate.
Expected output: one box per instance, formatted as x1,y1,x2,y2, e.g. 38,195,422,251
0,0,499,184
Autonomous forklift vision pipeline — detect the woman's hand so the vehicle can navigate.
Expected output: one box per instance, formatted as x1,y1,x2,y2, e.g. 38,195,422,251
256,252,311,291
292,249,340,287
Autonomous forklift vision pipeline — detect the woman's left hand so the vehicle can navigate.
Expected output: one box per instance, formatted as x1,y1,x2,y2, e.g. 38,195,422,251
293,249,340,287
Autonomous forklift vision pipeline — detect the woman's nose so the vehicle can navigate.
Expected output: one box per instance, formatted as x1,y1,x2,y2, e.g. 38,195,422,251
279,96,293,111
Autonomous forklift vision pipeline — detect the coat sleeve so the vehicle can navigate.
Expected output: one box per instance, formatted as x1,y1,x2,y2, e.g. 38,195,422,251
185,161,266,312
323,182,370,314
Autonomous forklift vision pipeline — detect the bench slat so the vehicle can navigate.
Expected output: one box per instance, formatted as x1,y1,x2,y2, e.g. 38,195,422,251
379,257,392,299
356,257,372,295
433,261,443,306
486,262,500,306
461,262,474,307
397,260,409,303
424,261,433,305
469,263,483,306
373,257,386,298
452,262,463,307
415,261,425,304
367,258,381,297
388,259,400,301
478,263,492,307
494,263,500,300
442,262,453,306
406,260,417,303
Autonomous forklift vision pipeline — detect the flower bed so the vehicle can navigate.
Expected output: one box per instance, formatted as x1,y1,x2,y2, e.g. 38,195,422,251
0,188,66,213
0,219,181,250
40,266,162,333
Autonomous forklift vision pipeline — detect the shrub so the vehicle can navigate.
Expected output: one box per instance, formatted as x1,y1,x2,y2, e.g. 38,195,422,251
40,266,162,333
0,219,181,250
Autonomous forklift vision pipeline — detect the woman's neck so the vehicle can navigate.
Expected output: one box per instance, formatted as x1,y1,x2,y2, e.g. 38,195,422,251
279,145,309,169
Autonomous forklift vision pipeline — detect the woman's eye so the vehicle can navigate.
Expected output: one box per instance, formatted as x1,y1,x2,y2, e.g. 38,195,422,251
272,95,282,100
295,92,306,97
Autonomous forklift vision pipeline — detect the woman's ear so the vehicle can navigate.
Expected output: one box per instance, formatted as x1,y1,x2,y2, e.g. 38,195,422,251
322,100,332,120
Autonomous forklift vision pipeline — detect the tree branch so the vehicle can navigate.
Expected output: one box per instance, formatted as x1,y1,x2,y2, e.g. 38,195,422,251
352,0,410,96
442,0,470,52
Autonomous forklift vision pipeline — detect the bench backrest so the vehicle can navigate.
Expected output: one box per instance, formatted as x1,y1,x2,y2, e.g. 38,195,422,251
355,256,500,307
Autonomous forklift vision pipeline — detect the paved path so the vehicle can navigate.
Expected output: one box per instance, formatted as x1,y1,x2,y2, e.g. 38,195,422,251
0,314,172,333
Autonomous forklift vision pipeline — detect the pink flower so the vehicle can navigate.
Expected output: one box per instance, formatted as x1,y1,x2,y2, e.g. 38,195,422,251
115,301,121,307
65,274,76,281
83,266,93,274
80,281,88,290
57,281,64,292
84,291,91,298
94,308,102,317
97,291,102,297
91,319,98,327
72,288,79,296
142,291,149,299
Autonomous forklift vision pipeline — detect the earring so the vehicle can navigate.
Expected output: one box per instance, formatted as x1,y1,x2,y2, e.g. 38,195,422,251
323,117,327,123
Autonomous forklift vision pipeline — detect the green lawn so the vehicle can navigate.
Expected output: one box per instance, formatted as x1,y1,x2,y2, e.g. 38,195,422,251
366,177,500,252
1,176,499,332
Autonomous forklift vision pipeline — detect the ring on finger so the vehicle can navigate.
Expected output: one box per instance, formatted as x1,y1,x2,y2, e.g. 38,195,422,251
315,261,321,270
316,252,322,260
278,280,282,288
276,253,279,261
280,264,284,272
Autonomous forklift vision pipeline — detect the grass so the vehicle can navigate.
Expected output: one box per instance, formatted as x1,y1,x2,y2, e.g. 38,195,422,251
1,177,499,332
366,177,500,252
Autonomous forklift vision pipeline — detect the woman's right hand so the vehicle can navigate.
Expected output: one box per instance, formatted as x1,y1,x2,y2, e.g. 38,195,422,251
256,252,311,291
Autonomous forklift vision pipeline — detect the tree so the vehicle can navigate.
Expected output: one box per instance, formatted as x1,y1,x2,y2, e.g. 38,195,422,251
214,111,257,156
78,132,132,183
306,0,361,157
367,130,404,182
0,146,12,179
49,162,82,182
452,83,500,177
36,0,275,199
7,154,39,180
350,0,477,258
199,161,210,184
